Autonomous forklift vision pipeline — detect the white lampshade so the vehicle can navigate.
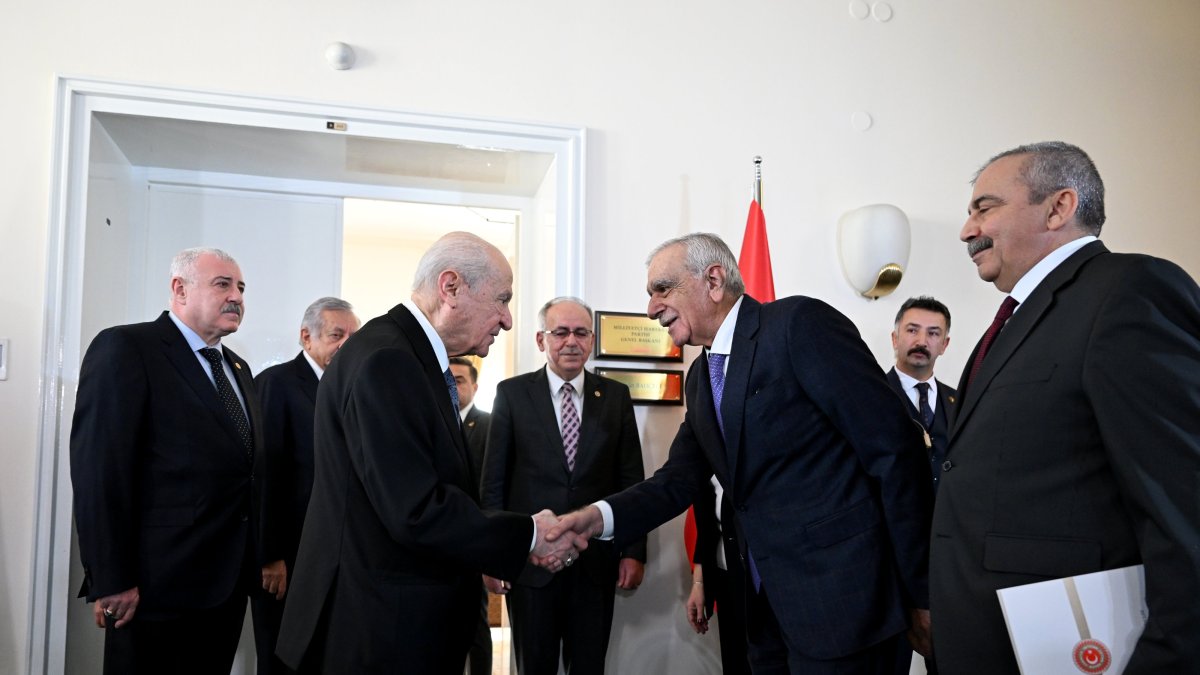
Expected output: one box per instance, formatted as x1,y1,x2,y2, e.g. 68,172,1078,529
837,203,911,299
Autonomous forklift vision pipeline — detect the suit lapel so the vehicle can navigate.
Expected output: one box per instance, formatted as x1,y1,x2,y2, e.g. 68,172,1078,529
155,313,246,453
886,367,922,419
689,352,731,482
950,241,1107,444
389,305,471,471
575,371,605,475
292,352,319,405
527,367,570,473
224,344,261,461
722,296,762,489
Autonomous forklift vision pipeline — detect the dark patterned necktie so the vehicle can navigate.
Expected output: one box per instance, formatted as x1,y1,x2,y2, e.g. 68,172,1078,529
444,368,461,425
561,382,579,471
199,347,253,456
915,382,934,430
967,296,1019,388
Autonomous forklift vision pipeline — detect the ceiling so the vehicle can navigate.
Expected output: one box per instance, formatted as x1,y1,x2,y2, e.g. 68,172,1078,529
94,112,556,197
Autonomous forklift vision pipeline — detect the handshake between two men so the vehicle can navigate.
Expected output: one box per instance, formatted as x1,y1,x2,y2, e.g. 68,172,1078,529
488,506,608,594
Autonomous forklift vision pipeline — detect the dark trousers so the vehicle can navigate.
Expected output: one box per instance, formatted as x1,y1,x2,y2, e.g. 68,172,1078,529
745,586,909,675
467,583,493,675
102,590,247,675
252,585,288,675
506,564,615,675
709,563,752,675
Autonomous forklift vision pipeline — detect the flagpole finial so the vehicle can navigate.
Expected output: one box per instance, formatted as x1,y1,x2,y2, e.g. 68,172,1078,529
753,156,763,205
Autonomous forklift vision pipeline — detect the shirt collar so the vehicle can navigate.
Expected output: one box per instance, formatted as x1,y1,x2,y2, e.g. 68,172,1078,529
402,300,450,372
168,311,219,351
459,401,475,421
1009,235,1098,308
894,367,937,398
708,296,744,356
546,365,585,396
301,350,324,380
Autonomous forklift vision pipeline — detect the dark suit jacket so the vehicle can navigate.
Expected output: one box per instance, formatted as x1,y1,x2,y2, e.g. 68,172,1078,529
691,480,742,616
462,404,491,498
255,352,320,569
70,311,273,620
931,242,1200,674
606,296,932,660
885,367,956,494
481,367,646,588
276,304,533,674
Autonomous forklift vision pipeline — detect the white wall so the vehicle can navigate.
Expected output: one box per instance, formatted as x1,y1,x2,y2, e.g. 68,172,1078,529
2,1,1198,673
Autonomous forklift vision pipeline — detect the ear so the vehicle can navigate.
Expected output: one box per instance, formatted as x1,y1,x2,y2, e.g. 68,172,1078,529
536,330,547,353
171,277,188,304
890,330,899,352
1045,188,1079,232
300,327,312,348
939,335,951,355
438,270,463,307
704,264,728,302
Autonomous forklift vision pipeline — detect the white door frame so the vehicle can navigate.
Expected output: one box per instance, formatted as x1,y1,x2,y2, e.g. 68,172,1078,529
29,76,586,674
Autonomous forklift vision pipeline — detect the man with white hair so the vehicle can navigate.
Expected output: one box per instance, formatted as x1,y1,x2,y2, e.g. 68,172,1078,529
71,247,280,674
277,232,584,674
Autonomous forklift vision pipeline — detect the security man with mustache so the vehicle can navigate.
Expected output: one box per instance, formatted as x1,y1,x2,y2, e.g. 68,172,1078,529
885,296,955,496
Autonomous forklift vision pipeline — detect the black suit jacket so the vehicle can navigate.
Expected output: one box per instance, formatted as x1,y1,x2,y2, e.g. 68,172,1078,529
70,312,272,620
606,296,932,660
931,242,1200,674
885,367,956,494
276,304,533,673
255,352,320,568
481,367,646,588
462,404,491,498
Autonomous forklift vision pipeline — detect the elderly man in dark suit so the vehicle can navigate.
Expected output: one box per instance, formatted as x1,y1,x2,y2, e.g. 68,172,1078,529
70,246,284,674
252,296,358,674
549,233,932,674
448,355,495,675
276,232,584,674
481,296,646,675
885,295,956,496
931,141,1200,674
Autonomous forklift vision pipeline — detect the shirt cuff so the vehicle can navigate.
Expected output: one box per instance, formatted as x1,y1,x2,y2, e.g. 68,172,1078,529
529,516,538,553
594,500,615,540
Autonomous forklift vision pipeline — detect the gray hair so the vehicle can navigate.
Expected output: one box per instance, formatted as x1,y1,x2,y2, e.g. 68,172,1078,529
170,247,238,285
538,296,593,330
646,232,746,296
300,297,355,346
975,141,1106,235
411,232,499,295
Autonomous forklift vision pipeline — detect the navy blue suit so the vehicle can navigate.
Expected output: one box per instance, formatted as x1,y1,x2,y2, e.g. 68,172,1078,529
885,368,956,495
606,296,931,666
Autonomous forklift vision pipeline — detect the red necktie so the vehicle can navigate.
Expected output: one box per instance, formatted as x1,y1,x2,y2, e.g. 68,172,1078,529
967,296,1019,388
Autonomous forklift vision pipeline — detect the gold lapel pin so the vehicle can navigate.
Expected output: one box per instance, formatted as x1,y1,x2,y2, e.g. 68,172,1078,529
234,363,242,370
948,395,955,403
593,390,601,397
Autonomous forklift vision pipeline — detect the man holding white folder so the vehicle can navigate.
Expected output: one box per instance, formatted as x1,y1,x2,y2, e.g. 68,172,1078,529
930,141,1200,674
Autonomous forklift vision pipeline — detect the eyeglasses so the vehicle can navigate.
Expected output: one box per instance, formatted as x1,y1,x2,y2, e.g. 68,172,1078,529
541,328,593,340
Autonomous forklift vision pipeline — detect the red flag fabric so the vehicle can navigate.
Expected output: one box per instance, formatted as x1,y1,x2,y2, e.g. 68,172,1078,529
684,198,776,568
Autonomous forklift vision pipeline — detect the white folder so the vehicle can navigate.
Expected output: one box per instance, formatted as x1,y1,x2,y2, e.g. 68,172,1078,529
996,564,1147,674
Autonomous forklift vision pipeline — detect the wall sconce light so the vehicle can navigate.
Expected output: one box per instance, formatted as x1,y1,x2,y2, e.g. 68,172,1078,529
325,42,356,70
837,203,910,299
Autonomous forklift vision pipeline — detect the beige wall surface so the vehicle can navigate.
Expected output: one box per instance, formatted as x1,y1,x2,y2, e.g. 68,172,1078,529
2,1,1198,672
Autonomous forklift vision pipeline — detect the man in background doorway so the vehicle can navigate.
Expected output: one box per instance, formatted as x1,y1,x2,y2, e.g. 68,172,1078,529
481,296,646,675
449,355,495,675
885,296,955,496
70,247,283,674
253,296,359,674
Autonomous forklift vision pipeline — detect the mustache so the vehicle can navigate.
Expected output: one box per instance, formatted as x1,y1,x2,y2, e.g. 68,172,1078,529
907,346,931,358
967,237,994,257
221,303,243,316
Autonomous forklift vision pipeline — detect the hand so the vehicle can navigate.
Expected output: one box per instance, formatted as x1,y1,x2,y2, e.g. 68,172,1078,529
906,608,932,658
530,509,587,572
262,559,288,600
483,575,511,595
685,577,708,634
94,586,139,629
545,505,605,545
616,558,644,590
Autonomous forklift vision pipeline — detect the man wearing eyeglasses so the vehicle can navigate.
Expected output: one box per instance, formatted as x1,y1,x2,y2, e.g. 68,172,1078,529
480,296,646,675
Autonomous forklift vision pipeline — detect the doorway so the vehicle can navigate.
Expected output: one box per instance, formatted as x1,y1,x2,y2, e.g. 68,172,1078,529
32,77,586,674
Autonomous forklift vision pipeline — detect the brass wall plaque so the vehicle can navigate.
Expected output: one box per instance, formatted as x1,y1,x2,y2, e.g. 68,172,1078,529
595,367,684,406
595,312,683,361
